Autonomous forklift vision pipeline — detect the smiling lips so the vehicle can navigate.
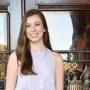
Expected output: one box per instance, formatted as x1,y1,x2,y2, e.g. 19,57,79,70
30,33,38,38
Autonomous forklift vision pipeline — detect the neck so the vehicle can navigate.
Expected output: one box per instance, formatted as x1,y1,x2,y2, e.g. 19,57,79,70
30,41,46,51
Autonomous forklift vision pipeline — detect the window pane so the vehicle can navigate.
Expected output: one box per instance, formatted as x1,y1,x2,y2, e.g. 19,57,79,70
0,13,7,51
43,11,73,50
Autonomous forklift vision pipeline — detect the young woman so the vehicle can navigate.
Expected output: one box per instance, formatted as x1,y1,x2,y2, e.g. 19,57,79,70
5,9,64,90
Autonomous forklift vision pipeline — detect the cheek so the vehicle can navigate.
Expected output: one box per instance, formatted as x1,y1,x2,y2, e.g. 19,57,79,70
26,28,30,33
25,30,30,38
26,28,31,35
36,26,45,33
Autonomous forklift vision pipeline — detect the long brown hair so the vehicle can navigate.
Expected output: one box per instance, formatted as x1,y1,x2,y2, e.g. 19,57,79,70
16,9,52,75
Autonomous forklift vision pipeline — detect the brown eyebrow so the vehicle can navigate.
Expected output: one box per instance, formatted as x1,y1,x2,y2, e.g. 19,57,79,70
26,21,41,25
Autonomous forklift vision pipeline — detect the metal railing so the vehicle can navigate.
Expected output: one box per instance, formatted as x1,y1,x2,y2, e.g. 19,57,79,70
56,50,90,62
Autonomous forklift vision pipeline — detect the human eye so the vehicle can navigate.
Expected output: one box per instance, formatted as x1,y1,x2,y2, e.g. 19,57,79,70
26,24,31,28
35,22,41,26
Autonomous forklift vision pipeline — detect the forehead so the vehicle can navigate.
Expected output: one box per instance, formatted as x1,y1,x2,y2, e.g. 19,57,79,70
26,15,42,23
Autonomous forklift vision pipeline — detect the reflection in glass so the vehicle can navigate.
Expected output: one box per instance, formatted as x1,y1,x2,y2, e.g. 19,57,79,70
70,11,90,60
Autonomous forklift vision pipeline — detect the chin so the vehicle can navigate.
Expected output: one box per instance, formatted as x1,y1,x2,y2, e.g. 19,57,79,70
30,38,41,43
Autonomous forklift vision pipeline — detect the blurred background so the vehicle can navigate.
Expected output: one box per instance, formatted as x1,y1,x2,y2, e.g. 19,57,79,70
0,0,90,90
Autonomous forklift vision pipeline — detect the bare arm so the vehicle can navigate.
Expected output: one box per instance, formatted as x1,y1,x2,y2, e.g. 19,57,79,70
5,51,18,90
53,52,64,90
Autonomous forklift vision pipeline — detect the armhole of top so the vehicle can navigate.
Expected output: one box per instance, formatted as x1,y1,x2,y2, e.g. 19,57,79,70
52,51,63,65
50,51,57,67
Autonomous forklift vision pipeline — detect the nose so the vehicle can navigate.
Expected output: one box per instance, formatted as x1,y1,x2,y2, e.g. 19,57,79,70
30,26,35,31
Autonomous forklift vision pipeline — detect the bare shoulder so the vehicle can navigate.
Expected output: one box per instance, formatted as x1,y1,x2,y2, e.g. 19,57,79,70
52,52,63,64
7,51,18,67
9,51,17,58
9,51,17,61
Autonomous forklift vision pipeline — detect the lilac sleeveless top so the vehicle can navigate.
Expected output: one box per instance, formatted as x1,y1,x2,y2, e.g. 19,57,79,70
15,49,56,90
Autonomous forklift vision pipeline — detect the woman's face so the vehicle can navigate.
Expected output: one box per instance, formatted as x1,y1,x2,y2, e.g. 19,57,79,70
26,15,45,43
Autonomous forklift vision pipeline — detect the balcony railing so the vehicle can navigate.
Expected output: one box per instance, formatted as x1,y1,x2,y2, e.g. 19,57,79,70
56,50,90,62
